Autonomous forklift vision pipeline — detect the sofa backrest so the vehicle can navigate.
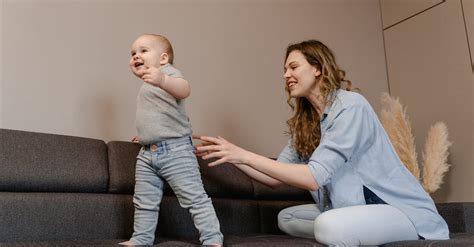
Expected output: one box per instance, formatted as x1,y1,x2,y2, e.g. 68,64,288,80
0,128,108,193
107,140,312,201
436,202,474,234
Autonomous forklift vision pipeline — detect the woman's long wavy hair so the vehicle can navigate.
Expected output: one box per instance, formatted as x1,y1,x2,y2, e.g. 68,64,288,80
285,40,352,160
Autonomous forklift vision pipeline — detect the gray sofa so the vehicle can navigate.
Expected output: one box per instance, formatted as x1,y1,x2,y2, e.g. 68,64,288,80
0,128,473,246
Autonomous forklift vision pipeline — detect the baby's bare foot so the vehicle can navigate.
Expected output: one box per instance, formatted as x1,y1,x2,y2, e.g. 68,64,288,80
119,240,135,246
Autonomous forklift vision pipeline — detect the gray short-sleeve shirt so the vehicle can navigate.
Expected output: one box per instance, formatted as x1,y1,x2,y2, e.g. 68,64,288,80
135,63,192,144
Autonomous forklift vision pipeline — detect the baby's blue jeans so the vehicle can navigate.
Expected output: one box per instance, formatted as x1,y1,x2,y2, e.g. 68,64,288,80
130,136,223,245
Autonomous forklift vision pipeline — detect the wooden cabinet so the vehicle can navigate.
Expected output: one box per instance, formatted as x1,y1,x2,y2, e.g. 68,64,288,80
462,0,474,70
381,0,443,29
382,0,473,202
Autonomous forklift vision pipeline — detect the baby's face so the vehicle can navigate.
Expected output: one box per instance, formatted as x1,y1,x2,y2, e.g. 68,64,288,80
129,35,165,78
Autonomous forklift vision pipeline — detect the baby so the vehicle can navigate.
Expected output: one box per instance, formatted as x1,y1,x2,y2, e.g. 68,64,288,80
120,34,223,246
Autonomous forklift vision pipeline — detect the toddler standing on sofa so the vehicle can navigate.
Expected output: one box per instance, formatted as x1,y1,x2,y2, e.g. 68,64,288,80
120,34,223,246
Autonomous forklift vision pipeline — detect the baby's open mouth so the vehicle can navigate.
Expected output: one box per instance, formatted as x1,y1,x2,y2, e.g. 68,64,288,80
134,62,144,68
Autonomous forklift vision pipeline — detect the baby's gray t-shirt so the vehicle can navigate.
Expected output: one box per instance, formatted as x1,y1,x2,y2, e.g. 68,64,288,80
135,63,192,144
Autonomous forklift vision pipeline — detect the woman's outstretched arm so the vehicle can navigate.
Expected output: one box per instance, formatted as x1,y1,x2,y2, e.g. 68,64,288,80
194,135,282,188
195,135,319,191
234,163,284,188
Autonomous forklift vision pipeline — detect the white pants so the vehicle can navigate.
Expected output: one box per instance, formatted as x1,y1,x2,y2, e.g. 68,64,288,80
278,204,419,246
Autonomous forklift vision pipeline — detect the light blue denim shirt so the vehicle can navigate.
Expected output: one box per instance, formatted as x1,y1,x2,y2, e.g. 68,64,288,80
277,89,449,240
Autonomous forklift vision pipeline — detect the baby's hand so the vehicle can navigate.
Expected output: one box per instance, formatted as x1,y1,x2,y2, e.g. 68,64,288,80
141,64,165,87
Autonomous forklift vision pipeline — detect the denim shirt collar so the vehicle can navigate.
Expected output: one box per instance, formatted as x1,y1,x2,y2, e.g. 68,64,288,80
320,89,340,123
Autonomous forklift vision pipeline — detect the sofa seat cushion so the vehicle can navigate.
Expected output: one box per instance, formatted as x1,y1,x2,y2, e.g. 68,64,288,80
0,236,322,247
0,192,133,242
225,234,323,246
1,234,474,247
383,233,474,246
0,239,200,247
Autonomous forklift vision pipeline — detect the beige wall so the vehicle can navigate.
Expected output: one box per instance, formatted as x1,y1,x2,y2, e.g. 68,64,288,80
381,0,474,202
0,0,387,158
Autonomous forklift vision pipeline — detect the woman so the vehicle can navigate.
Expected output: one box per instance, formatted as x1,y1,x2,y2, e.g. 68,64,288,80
194,40,449,246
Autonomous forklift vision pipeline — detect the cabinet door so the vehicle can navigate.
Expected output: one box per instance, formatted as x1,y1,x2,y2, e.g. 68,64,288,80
462,0,474,70
383,0,473,202
381,0,443,29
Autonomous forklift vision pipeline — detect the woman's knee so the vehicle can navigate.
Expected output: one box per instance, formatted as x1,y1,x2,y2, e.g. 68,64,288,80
314,211,350,245
278,204,319,230
277,206,293,233
277,204,320,239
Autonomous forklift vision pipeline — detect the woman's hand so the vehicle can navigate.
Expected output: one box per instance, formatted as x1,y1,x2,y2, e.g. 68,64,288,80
193,135,250,167
193,134,213,157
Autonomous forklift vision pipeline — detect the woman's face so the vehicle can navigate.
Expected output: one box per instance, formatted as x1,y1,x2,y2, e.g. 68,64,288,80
284,50,321,98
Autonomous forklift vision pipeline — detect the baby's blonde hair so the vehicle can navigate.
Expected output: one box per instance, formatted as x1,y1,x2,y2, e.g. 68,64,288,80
142,34,175,64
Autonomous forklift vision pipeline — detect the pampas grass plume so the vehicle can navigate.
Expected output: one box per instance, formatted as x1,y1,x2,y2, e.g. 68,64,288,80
421,122,452,193
380,93,420,180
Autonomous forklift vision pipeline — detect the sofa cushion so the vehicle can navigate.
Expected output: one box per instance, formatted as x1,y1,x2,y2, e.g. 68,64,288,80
154,197,312,239
107,141,178,195
198,157,255,199
0,239,200,247
466,203,474,233
382,233,474,246
225,234,323,246
155,196,261,239
0,129,108,192
107,141,141,194
0,192,133,243
436,202,474,234
253,181,313,201
0,240,127,247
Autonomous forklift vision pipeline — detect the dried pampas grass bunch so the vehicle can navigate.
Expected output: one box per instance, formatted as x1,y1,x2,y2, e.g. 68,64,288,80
380,93,452,193
380,94,420,180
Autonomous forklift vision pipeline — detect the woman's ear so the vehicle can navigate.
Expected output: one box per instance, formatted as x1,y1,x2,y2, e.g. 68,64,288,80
159,53,169,65
314,68,321,77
